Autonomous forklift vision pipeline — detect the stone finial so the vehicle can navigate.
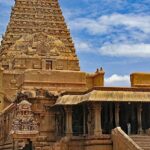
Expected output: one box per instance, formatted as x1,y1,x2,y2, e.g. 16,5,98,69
100,67,104,72
96,68,99,73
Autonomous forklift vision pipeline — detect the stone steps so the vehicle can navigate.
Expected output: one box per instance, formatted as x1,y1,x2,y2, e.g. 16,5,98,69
0,142,13,150
130,135,150,150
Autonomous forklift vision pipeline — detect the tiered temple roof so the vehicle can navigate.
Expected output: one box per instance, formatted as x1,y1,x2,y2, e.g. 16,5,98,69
0,0,80,71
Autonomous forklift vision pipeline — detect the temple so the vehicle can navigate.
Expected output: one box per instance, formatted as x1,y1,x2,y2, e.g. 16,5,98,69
0,0,150,150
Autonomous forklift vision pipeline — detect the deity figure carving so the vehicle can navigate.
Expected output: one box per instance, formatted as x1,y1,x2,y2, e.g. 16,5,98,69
11,100,39,135
4,33,70,59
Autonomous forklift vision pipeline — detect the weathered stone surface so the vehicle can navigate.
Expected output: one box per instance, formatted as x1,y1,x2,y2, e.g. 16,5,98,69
0,1,115,150
0,0,80,71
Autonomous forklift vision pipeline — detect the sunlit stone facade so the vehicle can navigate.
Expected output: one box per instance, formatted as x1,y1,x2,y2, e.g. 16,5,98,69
0,0,150,150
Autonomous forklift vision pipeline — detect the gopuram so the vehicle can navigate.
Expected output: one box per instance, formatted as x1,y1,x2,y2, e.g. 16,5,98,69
0,0,150,150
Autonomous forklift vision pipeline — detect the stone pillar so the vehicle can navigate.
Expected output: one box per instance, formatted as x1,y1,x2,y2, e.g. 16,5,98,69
93,103,102,136
137,104,143,134
9,60,12,69
42,59,46,70
115,103,120,127
14,140,18,150
64,106,72,137
87,105,93,135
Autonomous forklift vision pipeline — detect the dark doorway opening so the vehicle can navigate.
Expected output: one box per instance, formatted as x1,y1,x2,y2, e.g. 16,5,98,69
23,139,32,150
72,105,84,136
119,103,138,134
101,102,115,134
46,60,52,70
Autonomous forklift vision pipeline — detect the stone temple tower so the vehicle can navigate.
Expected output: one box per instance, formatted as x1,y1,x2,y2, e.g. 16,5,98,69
0,0,80,71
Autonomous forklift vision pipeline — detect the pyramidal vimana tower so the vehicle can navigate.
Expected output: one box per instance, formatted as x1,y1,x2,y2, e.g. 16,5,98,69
1,0,150,150
0,0,80,71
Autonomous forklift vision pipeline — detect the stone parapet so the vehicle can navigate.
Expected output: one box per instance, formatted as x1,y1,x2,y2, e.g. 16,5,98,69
112,127,142,150
131,72,150,88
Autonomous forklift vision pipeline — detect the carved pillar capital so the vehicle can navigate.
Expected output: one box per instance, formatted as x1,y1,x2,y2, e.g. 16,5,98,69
92,103,102,111
64,106,72,113
115,103,120,127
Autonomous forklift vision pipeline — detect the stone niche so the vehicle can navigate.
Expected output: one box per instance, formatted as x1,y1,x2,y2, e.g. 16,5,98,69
10,100,39,139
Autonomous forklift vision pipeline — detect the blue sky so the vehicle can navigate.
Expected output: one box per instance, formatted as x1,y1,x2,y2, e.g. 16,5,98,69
0,0,150,86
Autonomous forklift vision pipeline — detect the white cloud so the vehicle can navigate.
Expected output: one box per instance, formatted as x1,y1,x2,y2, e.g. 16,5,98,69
69,18,108,35
69,13,150,35
75,39,150,58
99,14,150,33
75,40,95,53
100,43,150,57
69,13,150,57
105,74,130,87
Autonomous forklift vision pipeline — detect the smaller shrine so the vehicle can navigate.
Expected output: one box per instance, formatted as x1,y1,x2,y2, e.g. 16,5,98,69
10,100,39,139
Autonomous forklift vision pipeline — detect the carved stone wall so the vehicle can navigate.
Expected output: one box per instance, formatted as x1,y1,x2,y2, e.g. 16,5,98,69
0,0,80,71
11,100,39,137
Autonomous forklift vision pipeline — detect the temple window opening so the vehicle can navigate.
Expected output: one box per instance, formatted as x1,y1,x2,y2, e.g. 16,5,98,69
46,60,52,70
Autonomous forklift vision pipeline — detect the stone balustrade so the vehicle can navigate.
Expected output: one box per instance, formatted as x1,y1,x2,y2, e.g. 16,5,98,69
112,127,142,150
